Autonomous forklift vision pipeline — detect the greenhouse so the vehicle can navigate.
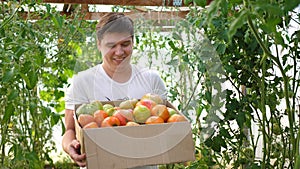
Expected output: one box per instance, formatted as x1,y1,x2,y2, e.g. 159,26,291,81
0,0,300,168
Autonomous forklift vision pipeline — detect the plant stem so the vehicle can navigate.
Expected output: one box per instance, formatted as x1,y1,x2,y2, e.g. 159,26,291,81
0,123,8,166
295,129,300,168
261,57,267,169
182,72,202,113
0,5,20,29
246,11,296,167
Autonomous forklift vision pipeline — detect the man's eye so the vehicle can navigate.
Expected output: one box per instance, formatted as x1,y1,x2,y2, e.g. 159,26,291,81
122,42,131,47
107,45,115,48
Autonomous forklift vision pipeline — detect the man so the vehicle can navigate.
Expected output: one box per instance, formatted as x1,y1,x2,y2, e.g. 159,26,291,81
62,12,167,168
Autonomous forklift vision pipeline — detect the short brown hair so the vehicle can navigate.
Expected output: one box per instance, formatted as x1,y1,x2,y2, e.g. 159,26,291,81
96,13,134,40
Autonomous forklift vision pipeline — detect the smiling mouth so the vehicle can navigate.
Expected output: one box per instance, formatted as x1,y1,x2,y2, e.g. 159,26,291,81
113,57,126,64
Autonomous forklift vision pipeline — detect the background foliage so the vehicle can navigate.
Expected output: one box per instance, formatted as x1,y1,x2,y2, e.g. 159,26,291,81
0,1,98,168
186,0,300,168
0,0,299,169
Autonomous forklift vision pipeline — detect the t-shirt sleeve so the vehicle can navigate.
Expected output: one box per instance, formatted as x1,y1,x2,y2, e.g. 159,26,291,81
64,74,90,110
148,70,167,99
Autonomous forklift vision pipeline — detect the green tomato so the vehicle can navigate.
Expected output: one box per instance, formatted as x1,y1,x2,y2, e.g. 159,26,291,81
103,103,114,112
107,107,117,116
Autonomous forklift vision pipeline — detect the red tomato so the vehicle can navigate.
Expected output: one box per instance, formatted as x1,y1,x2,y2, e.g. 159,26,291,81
167,114,187,123
83,122,99,129
136,99,157,110
94,110,109,127
145,116,164,124
151,104,170,122
101,116,121,127
78,114,95,128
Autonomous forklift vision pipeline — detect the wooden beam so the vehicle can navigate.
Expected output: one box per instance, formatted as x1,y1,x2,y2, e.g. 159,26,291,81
19,11,185,31
81,4,89,13
86,11,189,20
42,0,188,7
19,11,189,21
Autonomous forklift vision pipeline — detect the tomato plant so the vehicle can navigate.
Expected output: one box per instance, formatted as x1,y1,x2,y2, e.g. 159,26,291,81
0,1,98,168
133,1,299,168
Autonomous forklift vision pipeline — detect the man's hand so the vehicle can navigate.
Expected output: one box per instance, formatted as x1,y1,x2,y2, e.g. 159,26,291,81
68,139,86,167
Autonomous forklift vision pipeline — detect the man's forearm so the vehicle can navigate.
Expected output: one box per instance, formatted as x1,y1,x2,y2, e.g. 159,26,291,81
62,129,76,154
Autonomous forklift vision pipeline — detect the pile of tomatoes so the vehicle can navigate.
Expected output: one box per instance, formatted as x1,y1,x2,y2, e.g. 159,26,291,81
76,93,187,128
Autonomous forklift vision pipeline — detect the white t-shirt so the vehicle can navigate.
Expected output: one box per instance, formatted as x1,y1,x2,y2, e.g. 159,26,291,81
66,64,165,169
65,64,167,110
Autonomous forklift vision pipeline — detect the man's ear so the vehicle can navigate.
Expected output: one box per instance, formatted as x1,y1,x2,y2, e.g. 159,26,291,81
97,40,101,51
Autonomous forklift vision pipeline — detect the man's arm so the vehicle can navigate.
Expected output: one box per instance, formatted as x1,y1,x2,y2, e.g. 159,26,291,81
62,109,86,167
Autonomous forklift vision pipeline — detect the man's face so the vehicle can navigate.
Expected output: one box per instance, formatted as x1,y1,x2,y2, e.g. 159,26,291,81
98,32,133,71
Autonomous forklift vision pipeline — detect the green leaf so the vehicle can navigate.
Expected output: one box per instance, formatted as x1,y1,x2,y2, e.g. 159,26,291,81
3,103,14,123
172,32,182,41
51,113,60,126
224,64,237,77
295,155,300,169
166,58,179,66
211,136,221,152
230,0,243,3
205,91,212,103
215,135,226,149
216,43,226,54
260,17,282,34
55,100,65,113
52,15,63,29
7,89,19,101
182,54,189,62
284,64,293,72
14,46,27,59
41,106,52,120
194,0,207,7
26,151,42,169
236,111,246,128
21,61,32,73
204,137,213,147
29,102,37,114
220,127,231,138
184,0,193,6
20,71,38,90
2,69,14,83
283,0,300,12
254,2,283,16
228,10,248,41
274,32,285,45
206,0,223,24
60,118,66,136
168,40,177,50
28,71,38,89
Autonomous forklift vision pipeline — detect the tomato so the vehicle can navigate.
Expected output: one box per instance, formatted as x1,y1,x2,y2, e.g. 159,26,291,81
94,110,109,127
151,104,170,122
126,121,140,126
101,116,121,127
167,107,177,116
83,122,99,129
133,105,151,123
78,114,95,127
136,99,157,110
113,109,133,126
145,116,164,124
141,93,164,104
167,114,186,123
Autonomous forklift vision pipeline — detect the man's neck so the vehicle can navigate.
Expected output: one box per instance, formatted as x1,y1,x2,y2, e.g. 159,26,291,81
102,64,132,83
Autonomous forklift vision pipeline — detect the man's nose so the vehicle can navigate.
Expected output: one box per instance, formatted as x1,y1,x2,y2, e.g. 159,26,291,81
114,45,124,56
